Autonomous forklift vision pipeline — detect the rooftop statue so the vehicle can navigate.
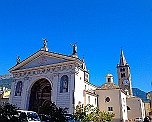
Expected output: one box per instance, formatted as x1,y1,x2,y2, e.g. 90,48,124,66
71,43,77,55
42,38,48,47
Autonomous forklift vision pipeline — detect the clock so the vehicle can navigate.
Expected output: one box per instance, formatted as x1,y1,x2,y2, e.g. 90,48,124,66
123,79,129,85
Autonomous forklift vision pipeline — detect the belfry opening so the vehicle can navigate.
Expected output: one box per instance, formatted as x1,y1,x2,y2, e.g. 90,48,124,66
28,78,52,112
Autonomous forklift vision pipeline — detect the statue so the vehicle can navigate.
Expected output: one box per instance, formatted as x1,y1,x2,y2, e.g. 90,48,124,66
71,43,77,55
17,56,21,64
42,38,48,47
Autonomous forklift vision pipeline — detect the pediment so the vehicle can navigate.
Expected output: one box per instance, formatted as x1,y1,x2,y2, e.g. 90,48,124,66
9,50,76,72
19,56,68,70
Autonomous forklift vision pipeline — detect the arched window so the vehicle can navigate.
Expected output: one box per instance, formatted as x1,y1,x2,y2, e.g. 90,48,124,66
60,75,68,93
15,81,22,96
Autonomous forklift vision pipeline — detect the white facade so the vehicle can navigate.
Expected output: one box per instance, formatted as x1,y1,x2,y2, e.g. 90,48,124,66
127,96,146,121
9,45,97,113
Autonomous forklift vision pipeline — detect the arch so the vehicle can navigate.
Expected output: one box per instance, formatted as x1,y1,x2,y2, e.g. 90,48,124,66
28,78,52,112
28,77,53,91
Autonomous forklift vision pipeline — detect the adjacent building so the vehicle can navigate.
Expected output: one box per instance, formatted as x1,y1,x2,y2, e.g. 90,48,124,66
127,97,145,121
147,91,152,119
117,50,146,121
117,49,133,96
96,74,128,122
0,74,12,104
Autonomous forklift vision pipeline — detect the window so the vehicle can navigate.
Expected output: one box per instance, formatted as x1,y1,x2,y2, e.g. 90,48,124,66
72,91,75,104
121,73,125,78
120,68,123,72
60,75,68,93
120,68,125,72
127,106,131,110
105,97,110,102
15,81,22,96
123,98,125,102
88,96,90,104
108,107,113,111
107,78,111,82
123,68,125,72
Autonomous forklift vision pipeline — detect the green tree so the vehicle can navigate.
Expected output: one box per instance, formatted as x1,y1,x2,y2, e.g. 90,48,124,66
0,103,19,122
74,104,115,122
39,102,68,122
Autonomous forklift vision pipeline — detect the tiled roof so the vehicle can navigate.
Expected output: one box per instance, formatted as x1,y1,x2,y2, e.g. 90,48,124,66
98,82,120,90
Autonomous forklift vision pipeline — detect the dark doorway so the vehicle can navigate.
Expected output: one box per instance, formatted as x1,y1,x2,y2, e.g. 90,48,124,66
29,78,51,112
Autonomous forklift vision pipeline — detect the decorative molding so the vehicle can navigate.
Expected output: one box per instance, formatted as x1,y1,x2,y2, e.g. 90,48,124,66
12,64,75,79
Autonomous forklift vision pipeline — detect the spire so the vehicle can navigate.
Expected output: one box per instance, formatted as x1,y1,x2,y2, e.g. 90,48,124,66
41,38,49,51
119,49,127,66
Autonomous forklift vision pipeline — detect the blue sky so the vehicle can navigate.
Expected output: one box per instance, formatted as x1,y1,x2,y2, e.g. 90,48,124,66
0,0,152,92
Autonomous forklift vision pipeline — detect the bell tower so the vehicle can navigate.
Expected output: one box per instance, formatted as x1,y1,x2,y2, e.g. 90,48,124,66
117,49,133,95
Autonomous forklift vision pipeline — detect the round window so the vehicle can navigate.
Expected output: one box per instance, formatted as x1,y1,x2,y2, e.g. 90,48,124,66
105,97,110,102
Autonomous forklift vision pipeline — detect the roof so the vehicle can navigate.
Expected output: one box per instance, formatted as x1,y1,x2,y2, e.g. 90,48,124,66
9,49,82,72
106,73,113,77
97,82,120,90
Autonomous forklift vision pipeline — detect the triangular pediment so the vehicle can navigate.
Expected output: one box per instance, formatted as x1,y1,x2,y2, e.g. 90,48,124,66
9,50,76,72
20,56,68,70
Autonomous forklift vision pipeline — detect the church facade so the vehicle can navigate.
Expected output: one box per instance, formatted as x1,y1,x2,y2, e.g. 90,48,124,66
96,74,128,122
9,41,97,113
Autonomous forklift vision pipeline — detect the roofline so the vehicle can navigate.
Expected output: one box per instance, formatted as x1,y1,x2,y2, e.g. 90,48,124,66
8,50,41,72
9,49,82,72
84,80,98,88
10,60,77,73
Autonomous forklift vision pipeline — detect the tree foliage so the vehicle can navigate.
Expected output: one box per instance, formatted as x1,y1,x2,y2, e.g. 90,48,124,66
74,104,115,122
39,102,68,122
0,103,19,122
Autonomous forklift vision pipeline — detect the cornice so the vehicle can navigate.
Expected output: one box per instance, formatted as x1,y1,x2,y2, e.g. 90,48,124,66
84,81,97,88
84,90,98,97
11,61,77,73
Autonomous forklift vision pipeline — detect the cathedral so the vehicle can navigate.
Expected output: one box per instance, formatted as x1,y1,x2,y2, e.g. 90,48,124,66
9,40,97,114
9,40,145,122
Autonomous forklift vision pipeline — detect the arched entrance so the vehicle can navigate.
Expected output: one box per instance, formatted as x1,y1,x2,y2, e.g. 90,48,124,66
29,78,52,112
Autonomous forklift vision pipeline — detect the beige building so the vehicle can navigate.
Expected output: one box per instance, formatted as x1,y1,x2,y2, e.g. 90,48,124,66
127,96,145,121
96,74,128,122
147,91,152,119
0,88,10,104
144,102,151,117
117,50,146,121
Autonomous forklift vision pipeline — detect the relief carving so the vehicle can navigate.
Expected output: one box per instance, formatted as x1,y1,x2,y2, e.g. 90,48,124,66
13,64,74,78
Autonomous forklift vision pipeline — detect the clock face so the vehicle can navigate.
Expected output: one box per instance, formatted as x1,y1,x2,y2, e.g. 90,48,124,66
123,79,129,85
